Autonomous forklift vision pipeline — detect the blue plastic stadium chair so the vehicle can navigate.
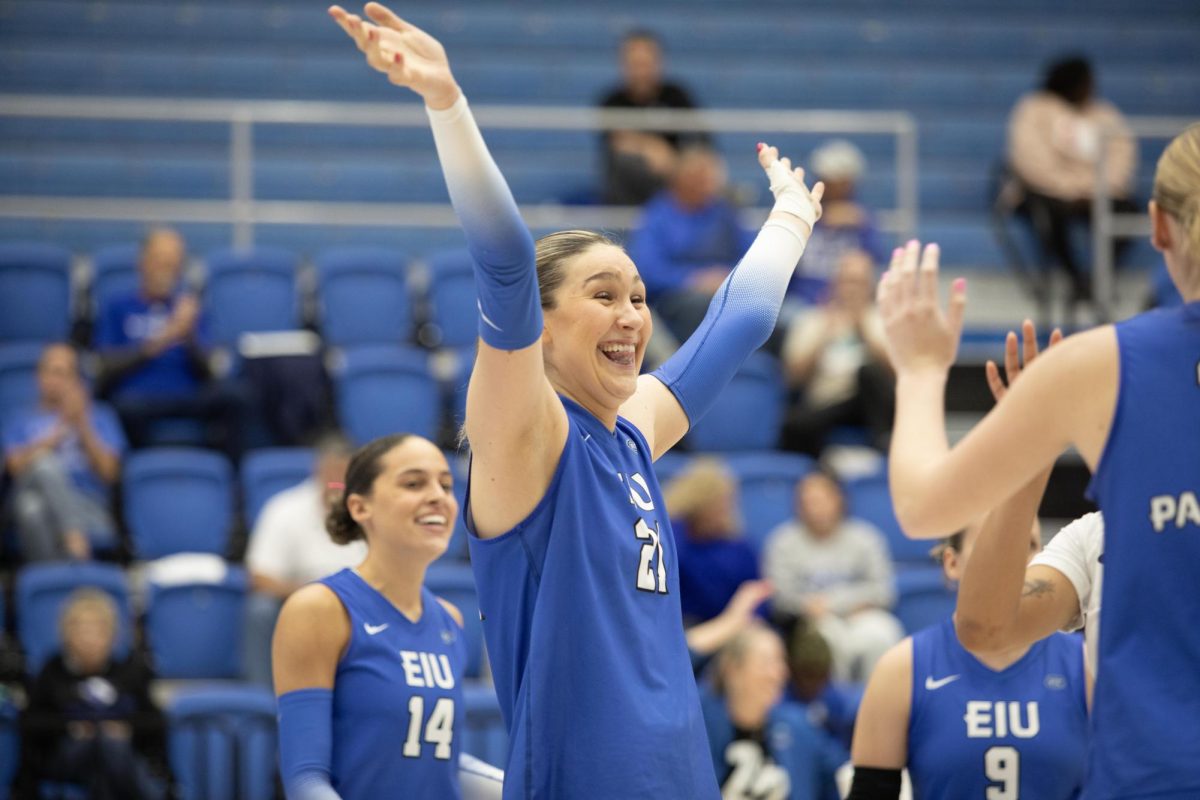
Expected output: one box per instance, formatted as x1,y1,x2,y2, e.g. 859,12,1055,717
336,345,440,445
0,341,44,420
315,246,412,346
462,684,508,768
652,451,693,488
145,567,247,679
845,474,934,565
168,686,277,800
426,249,478,349
202,246,300,347
725,451,815,553
122,448,234,559
240,447,313,528
894,566,957,635
0,242,72,342
90,242,140,313
15,562,132,674
438,449,469,562
425,562,484,679
446,346,475,432
0,699,15,800
685,352,785,452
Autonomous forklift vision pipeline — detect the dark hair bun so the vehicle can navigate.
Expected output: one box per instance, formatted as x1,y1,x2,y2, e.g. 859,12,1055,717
326,500,364,545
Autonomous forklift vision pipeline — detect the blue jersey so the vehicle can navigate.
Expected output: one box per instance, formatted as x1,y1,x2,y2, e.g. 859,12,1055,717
908,619,1088,800
318,569,467,799
1086,302,1200,799
467,397,720,799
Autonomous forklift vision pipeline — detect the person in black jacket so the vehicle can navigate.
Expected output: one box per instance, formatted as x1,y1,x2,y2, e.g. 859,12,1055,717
18,588,169,800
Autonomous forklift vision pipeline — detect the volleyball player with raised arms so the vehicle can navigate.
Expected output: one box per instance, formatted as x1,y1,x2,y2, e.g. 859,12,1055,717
329,4,823,796
272,434,478,798
877,125,1200,797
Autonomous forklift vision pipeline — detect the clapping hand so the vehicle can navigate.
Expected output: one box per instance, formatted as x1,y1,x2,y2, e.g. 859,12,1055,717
329,3,461,110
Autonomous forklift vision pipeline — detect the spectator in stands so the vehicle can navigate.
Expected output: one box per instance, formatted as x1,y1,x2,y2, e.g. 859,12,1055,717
629,145,755,340
598,30,705,205
785,620,860,752
762,470,902,681
95,227,243,457
3,343,125,562
700,623,844,798
793,140,886,305
241,431,365,686
1008,55,1137,304
18,589,169,799
779,249,893,456
663,457,760,624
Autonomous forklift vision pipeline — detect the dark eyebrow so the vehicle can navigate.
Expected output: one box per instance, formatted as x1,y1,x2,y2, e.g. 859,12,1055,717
398,469,453,479
583,271,645,287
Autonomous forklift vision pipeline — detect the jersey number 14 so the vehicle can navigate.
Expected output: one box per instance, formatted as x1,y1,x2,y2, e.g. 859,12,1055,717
403,696,455,760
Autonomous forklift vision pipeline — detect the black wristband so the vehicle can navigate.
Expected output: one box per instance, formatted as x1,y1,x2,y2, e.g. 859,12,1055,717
846,765,903,800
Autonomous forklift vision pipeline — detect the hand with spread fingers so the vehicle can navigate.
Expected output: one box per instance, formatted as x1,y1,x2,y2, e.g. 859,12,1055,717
756,142,825,234
328,3,461,109
877,239,967,376
985,319,1064,404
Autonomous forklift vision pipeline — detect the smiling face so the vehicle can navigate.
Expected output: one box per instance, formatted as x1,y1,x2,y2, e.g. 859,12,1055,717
347,437,459,563
541,243,652,418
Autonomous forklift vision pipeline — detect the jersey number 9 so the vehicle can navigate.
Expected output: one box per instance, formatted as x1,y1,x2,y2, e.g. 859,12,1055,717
985,746,1019,800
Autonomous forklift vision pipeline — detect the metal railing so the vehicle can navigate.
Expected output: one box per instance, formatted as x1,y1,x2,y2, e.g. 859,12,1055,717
0,94,918,248
1092,116,1196,321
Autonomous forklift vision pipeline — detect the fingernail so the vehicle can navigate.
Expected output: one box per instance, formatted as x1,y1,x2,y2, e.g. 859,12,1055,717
756,142,765,152
908,239,919,247
394,52,402,62
953,278,967,291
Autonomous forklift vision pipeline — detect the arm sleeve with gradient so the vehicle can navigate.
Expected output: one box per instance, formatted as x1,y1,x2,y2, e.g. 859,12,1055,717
426,96,542,351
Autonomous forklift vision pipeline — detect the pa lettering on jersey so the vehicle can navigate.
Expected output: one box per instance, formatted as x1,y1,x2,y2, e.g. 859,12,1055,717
964,701,1040,739
1149,491,1200,532
400,650,455,690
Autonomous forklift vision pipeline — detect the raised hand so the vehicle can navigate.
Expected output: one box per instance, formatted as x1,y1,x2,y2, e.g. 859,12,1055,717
985,319,1064,404
757,143,824,232
877,240,967,376
328,3,460,109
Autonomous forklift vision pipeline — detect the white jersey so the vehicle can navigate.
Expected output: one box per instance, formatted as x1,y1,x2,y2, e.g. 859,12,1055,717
1029,512,1105,676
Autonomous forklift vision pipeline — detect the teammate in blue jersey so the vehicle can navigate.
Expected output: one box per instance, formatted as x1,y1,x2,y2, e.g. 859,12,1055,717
272,434,472,799
876,125,1200,798
848,323,1090,799
328,5,824,796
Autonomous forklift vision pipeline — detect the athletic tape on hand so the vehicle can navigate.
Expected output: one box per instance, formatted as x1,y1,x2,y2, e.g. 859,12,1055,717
766,160,821,229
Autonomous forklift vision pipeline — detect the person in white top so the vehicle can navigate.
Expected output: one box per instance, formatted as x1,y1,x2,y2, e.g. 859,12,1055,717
953,321,1104,696
241,432,367,685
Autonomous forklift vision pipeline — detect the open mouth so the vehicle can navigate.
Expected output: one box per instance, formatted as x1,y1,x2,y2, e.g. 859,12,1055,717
599,342,637,367
416,514,449,534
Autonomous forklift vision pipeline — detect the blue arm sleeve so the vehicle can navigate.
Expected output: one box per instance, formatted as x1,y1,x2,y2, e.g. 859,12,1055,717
278,688,342,800
426,96,542,351
651,219,808,425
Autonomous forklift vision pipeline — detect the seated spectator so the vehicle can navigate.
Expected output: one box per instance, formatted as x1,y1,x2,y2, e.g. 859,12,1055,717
18,589,169,799
762,470,902,682
793,140,887,305
241,432,365,686
3,343,125,561
663,458,760,624
598,30,705,205
1008,55,1137,304
784,621,860,752
779,249,893,456
94,227,243,457
629,145,755,340
700,623,844,799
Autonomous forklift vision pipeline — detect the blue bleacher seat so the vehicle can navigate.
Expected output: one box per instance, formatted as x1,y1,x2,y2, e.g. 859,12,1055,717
425,562,485,679
122,448,234,559
725,451,815,552
240,447,313,528
168,686,277,800
15,562,132,674
145,567,247,679
894,566,957,635
845,474,935,564
462,684,508,768
652,451,693,487
314,246,413,346
0,699,15,800
202,246,300,347
0,242,72,343
686,352,785,452
90,242,140,312
335,345,441,445
425,249,479,349
0,341,44,421
440,449,470,562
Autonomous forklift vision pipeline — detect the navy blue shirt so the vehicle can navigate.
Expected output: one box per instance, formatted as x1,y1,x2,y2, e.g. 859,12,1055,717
95,291,207,397
673,520,760,622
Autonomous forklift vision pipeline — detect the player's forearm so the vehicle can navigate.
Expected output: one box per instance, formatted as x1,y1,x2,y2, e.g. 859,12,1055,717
887,370,956,537
955,469,1052,654
426,95,540,351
